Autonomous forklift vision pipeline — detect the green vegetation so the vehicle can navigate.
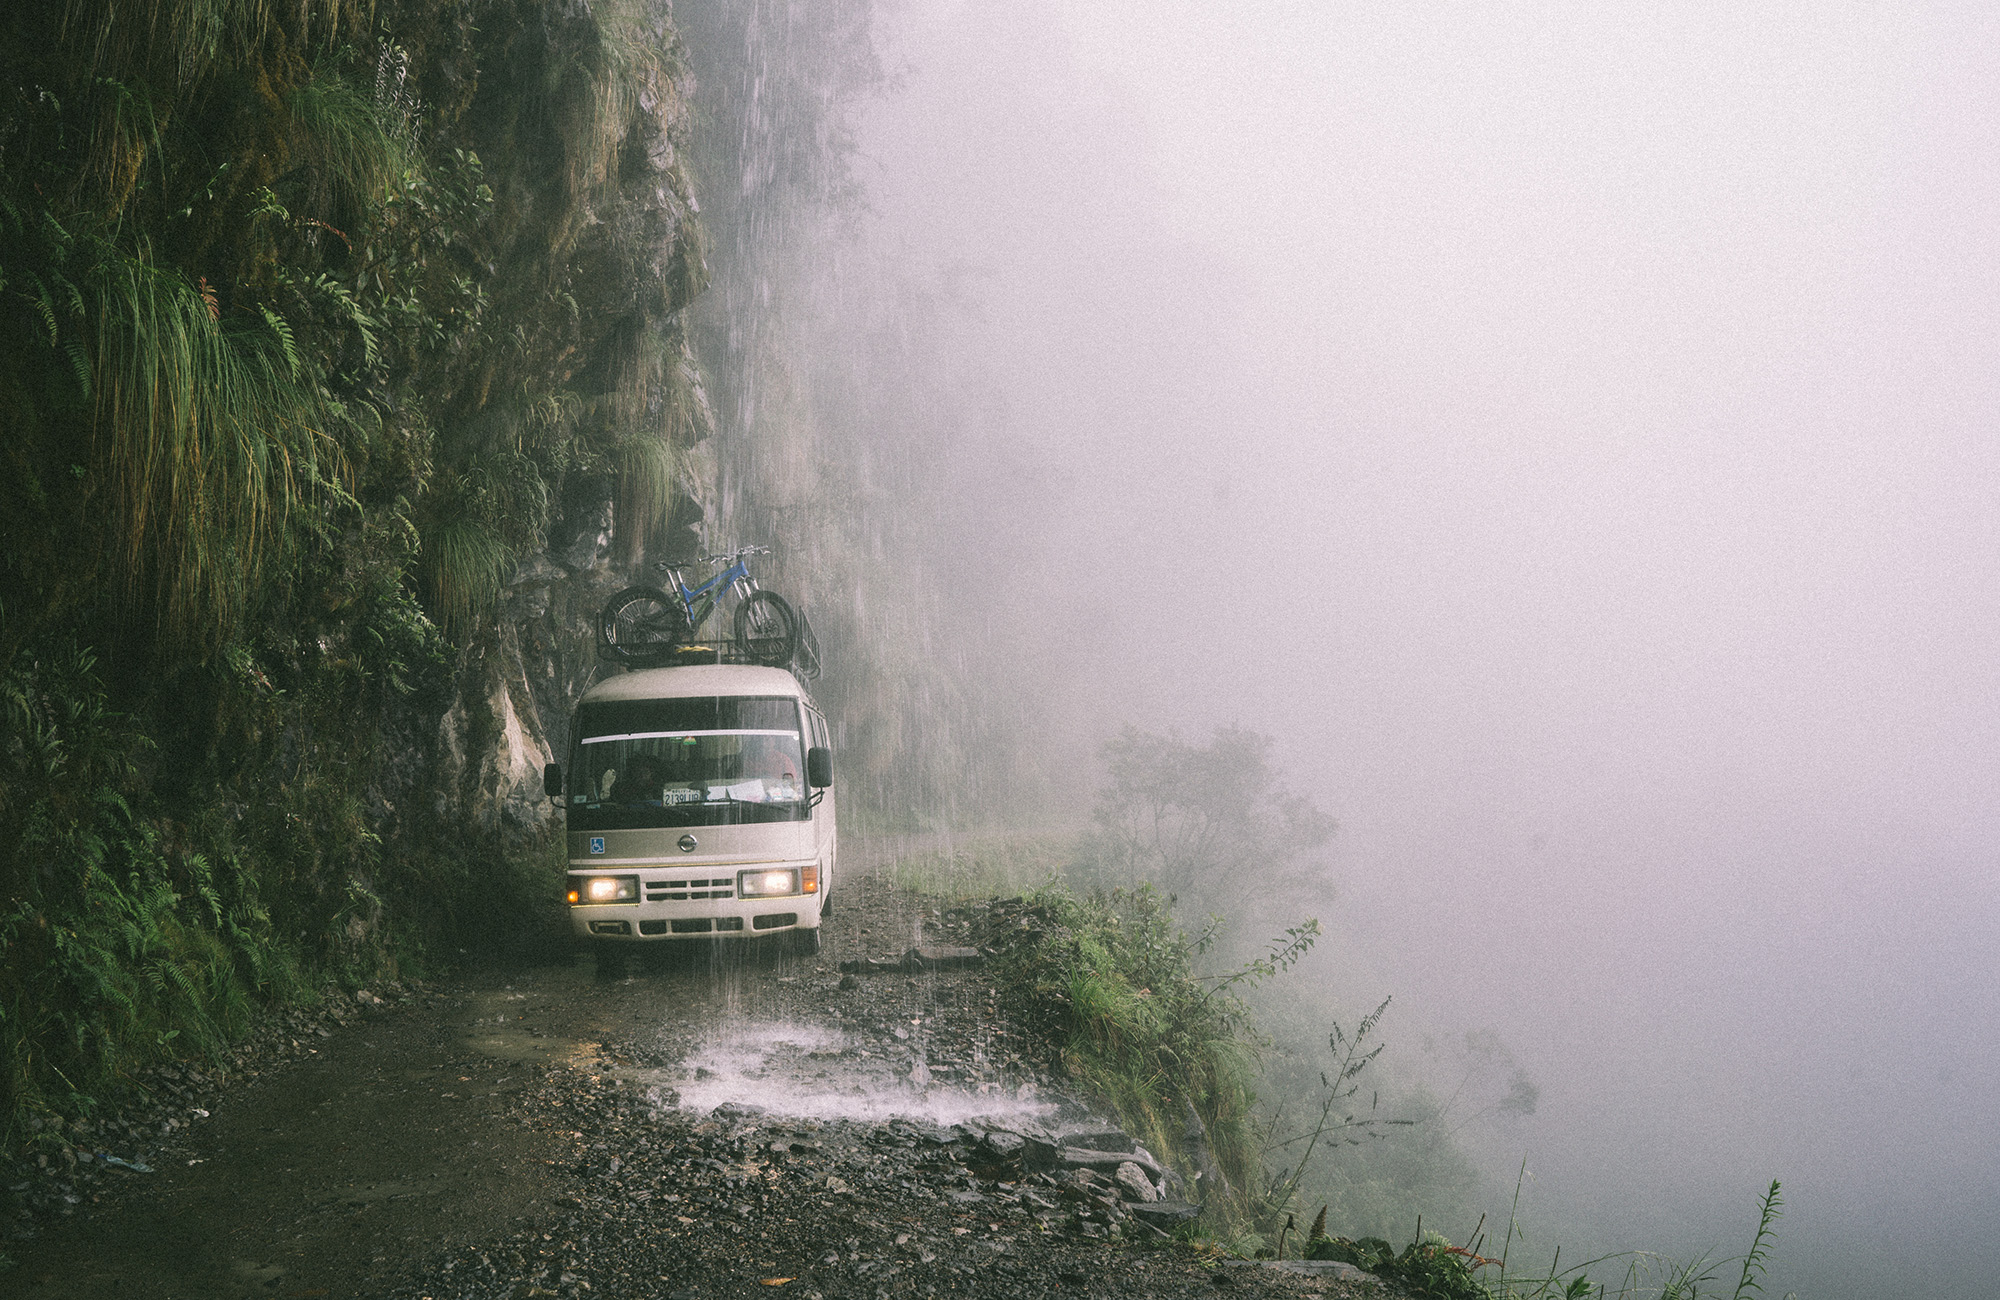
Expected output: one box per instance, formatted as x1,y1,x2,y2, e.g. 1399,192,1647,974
1,640,305,1121
982,866,1791,1296
952,727,1788,1298
1305,1224,1497,1300
0,0,709,1162
988,882,1304,1226
1457,1177,1787,1300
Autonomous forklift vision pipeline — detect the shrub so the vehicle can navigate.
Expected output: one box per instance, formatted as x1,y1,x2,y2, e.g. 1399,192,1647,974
988,881,1317,1225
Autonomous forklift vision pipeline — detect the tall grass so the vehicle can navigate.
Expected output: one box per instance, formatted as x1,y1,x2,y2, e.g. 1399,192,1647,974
49,1,369,215
283,61,408,234
83,244,343,650
418,507,511,637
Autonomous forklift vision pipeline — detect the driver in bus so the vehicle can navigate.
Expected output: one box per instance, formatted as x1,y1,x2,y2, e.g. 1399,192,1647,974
609,754,663,805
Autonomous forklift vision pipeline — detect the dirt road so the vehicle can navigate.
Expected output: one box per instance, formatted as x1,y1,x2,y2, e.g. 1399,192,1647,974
3,876,1382,1300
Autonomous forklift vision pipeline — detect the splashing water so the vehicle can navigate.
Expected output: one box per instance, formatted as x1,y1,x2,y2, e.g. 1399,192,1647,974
653,1018,1053,1129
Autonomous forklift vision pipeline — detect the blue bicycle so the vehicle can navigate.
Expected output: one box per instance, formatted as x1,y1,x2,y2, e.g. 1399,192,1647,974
598,545,821,677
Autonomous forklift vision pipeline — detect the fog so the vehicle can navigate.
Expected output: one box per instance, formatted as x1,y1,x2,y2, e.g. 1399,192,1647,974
710,3,2000,1295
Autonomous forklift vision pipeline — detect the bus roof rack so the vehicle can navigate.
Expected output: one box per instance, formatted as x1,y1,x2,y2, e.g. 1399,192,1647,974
603,642,766,669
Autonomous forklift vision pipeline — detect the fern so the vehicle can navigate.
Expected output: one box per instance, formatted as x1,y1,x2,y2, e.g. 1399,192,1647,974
63,341,92,399
257,304,300,378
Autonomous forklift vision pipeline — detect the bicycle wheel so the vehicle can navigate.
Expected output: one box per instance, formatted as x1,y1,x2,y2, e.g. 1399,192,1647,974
733,590,800,667
600,586,690,663
793,608,823,680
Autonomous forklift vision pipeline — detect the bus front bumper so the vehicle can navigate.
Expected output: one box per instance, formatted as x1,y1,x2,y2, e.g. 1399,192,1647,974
565,864,822,942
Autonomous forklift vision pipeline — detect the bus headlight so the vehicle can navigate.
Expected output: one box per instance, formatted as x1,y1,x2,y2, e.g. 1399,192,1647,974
570,875,638,905
738,868,798,898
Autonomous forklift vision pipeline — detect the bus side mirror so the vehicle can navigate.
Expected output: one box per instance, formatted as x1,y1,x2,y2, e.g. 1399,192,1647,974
806,747,833,789
543,762,564,799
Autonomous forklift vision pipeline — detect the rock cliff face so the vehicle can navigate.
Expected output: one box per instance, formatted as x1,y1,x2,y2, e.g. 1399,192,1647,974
430,454,715,840
430,509,630,840
412,0,719,845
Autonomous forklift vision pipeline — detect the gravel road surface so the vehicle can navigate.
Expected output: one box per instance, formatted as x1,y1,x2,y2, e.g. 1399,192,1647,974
3,870,1387,1300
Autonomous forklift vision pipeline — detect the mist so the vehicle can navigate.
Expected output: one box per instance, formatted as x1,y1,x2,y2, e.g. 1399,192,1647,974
701,2,2000,1295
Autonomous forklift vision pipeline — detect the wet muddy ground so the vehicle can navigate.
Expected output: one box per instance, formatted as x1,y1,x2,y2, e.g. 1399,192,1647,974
3,869,1387,1300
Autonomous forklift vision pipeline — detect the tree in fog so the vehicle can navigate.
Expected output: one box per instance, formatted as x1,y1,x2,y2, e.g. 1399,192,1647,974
1080,725,1335,923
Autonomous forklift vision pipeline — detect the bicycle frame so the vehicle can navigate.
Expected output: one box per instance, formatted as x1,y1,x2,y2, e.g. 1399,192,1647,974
659,555,758,634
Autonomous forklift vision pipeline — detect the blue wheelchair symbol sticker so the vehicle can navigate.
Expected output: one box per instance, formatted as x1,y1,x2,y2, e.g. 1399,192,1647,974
589,837,605,855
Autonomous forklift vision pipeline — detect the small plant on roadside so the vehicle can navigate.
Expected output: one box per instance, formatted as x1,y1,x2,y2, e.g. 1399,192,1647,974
1301,1209,1498,1300
1258,996,1412,1221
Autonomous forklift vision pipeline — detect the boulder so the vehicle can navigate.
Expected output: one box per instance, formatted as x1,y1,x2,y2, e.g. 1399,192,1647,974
968,1126,1058,1176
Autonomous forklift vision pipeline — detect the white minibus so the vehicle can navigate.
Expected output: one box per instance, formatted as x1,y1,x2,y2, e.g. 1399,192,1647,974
543,663,835,957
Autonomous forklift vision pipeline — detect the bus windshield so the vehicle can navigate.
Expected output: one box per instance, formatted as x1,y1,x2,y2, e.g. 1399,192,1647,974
568,696,808,830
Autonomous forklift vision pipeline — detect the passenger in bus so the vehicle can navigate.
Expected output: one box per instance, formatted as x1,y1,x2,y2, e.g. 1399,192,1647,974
745,737,802,802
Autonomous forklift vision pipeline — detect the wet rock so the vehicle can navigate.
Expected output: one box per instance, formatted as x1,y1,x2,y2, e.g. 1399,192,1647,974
1056,1145,1165,1180
901,946,985,972
1257,1259,1379,1281
1129,1199,1203,1229
964,1125,1059,1179
982,1130,1025,1161
1059,1126,1136,1153
1113,1161,1160,1203
1182,1100,1228,1204
1059,1167,1119,1204
836,957,910,975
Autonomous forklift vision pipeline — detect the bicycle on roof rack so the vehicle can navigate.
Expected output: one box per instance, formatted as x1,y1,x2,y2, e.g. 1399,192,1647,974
598,545,820,678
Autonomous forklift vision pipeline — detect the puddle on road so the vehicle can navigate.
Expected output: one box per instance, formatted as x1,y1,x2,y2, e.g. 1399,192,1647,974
462,990,596,1070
